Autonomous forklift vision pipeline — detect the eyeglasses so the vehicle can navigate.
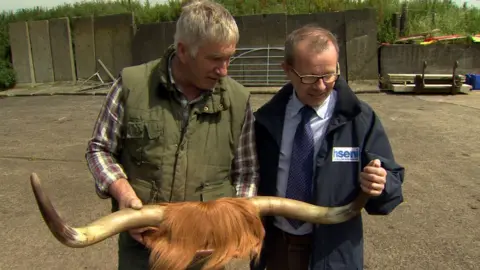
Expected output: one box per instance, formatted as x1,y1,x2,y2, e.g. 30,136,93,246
291,67,339,85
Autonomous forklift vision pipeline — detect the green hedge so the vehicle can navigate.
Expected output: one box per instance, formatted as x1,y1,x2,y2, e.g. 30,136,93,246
1,0,479,90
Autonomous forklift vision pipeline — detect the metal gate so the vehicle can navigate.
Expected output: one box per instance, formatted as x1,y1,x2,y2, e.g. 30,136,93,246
228,45,288,87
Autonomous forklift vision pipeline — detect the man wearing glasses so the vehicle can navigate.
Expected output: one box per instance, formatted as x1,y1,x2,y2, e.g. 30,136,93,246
251,24,405,270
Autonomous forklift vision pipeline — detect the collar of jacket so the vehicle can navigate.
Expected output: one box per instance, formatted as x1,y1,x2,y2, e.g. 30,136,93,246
150,44,229,115
254,76,363,145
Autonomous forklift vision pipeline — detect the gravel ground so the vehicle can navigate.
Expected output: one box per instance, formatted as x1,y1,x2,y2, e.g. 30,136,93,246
0,92,479,270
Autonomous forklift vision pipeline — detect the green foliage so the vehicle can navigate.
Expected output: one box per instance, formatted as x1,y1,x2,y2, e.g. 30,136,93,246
0,59,16,90
0,0,479,90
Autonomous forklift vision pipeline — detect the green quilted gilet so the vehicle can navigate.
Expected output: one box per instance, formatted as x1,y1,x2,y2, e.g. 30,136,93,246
116,47,250,206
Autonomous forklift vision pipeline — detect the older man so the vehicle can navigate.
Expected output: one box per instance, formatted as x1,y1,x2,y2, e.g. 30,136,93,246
251,25,405,270
85,1,259,269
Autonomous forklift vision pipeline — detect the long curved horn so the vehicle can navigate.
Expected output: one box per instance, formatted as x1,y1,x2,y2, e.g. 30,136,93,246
250,192,370,224
31,172,369,249
30,173,167,248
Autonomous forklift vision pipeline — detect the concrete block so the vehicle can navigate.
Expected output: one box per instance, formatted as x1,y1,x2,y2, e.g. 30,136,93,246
162,21,176,48
348,80,380,92
286,12,345,37
286,13,316,33
379,44,480,76
28,20,54,83
8,21,34,84
238,15,267,47
344,8,378,81
49,17,76,82
131,20,176,66
236,14,284,46
131,22,166,65
72,16,96,80
264,13,287,46
233,15,244,44
94,13,135,81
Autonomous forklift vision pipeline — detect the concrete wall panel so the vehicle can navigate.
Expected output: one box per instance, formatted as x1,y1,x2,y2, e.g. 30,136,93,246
28,20,54,83
345,8,378,81
237,15,266,85
131,22,165,66
8,21,34,84
7,9,419,87
49,17,76,82
162,21,176,48
94,13,134,81
264,13,287,46
238,15,267,47
131,21,175,66
72,16,96,80
286,13,315,34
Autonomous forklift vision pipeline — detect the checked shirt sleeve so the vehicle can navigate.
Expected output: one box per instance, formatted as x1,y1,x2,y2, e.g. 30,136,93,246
231,99,260,197
85,78,128,199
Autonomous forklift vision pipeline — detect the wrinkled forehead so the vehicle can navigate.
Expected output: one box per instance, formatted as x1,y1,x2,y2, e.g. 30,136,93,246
200,42,237,58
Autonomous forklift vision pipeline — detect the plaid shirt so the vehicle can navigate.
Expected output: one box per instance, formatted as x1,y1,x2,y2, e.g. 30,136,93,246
85,56,259,200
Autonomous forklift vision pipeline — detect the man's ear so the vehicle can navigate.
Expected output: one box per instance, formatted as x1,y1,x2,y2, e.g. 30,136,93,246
281,61,293,81
281,61,288,73
176,42,188,63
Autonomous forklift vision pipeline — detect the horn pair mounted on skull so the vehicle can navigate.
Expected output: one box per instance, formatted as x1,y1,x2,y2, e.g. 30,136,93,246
29,173,370,270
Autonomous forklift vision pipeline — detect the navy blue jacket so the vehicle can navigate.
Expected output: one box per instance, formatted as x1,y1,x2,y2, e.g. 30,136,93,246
250,77,405,270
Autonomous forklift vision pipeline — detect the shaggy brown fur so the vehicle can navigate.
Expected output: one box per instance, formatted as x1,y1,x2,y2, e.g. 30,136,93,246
142,197,265,270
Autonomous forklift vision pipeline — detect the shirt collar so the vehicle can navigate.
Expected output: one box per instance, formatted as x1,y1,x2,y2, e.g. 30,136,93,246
289,89,336,120
167,53,177,88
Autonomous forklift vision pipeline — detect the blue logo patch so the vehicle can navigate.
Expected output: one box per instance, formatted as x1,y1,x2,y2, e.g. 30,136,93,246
332,147,360,162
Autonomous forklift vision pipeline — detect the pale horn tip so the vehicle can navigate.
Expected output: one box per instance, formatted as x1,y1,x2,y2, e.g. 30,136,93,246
30,172,86,248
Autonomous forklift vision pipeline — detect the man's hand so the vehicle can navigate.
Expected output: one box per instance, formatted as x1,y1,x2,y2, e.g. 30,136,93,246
360,159,387,196
109,178,151,245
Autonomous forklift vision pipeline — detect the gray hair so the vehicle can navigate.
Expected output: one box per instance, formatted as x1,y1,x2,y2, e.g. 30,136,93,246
284,24,340,66
174,0,239,57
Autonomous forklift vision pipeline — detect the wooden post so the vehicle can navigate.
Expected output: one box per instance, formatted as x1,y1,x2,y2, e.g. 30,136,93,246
392,12,401,39
400,2,408,37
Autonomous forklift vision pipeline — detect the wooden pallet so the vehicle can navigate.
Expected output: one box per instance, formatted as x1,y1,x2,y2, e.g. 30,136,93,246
389,83,471,94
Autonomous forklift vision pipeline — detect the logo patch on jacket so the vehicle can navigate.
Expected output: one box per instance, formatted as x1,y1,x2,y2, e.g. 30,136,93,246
332,147,360,162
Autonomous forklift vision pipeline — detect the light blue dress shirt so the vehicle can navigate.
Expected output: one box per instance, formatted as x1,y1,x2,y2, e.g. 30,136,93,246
273,89,338,235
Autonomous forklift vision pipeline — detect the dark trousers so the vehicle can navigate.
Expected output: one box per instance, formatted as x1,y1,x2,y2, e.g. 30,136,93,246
117,231,225,270
256,225,313,270
117,231,150,270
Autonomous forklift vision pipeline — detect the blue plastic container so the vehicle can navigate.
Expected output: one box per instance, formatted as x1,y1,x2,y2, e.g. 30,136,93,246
466,74,480,90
